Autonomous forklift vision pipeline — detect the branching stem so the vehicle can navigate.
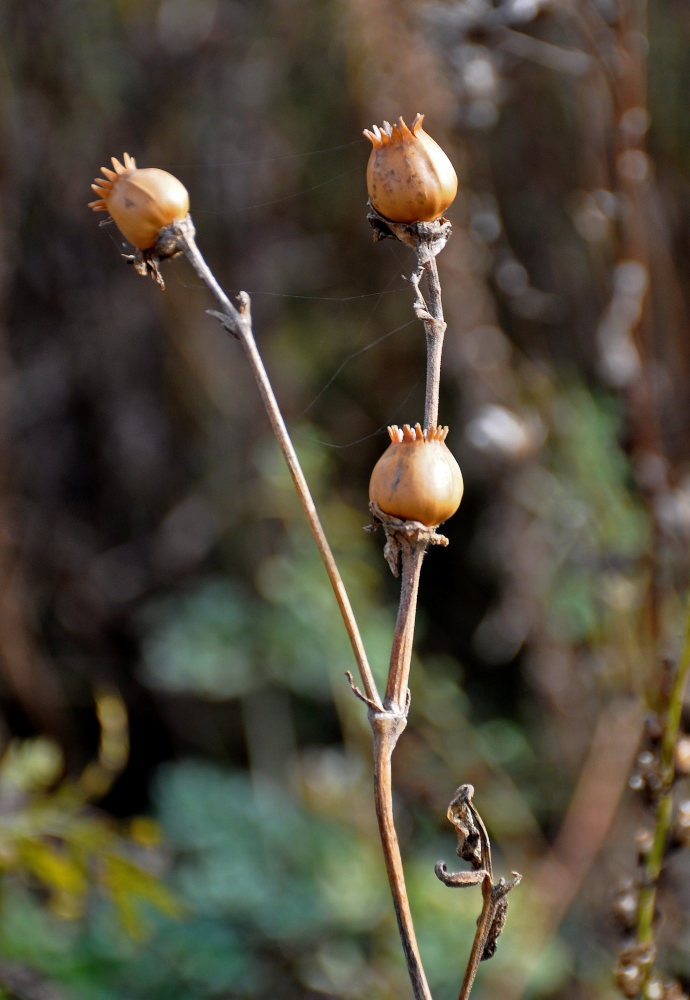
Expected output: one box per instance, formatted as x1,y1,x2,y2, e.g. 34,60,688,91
112,187,512,1000
171,209,460,1000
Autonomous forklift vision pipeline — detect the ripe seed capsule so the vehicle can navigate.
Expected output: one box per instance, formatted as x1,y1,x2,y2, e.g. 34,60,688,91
363,114,458,224
89,153,190,250
369,423,464,526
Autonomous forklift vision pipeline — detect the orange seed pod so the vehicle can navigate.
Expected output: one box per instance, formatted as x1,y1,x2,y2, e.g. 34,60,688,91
363,114,458,224
89,153,189,250
369,423,464,526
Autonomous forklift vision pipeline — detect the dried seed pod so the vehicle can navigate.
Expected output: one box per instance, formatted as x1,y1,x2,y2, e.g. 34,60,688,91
369,423,463,526
363,114,458,223
89,153,189,250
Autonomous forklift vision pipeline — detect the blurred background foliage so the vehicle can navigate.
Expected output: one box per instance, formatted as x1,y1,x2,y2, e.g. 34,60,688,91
1,0,690,998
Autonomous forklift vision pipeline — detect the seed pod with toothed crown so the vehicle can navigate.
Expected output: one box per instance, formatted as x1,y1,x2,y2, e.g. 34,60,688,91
89,153,189,250
363,114,458,224
369,424,464,526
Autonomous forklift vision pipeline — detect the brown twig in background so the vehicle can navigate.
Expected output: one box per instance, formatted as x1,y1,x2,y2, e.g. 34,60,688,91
614,607,690,1000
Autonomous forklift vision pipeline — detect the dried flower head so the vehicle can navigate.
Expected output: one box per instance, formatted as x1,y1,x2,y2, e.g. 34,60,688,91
363,114,458,223
89,153,189,250
369,423,464,526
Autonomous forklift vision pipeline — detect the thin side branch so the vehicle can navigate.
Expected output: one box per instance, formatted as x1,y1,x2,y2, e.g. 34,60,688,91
172,216,383,713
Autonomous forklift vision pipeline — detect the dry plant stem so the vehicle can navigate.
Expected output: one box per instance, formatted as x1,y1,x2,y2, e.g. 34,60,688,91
371,710,433,1000
367,224,450,999
174,209,448,1000
419,256,446,429
458,879,495,1000
436,784,522,1000
367,207,450,432
372,538,430,1000
636,605,690,993
385,542,425,713
456,875,522,1000
172,216,383,712
175,209,430,996
408,256,446,429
